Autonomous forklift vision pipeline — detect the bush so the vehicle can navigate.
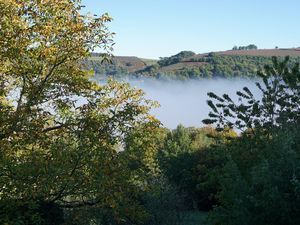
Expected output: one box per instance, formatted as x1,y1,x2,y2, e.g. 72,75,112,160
208,127,300,225
204,57,300,224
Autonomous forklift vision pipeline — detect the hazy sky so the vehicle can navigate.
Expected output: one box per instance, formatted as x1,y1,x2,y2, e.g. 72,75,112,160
82,0,300,59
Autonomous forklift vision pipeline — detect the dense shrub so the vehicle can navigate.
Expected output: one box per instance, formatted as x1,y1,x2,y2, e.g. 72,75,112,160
204,57,300,225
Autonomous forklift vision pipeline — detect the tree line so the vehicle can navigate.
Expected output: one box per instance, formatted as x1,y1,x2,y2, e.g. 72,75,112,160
232,44,258,50
87,51,300,81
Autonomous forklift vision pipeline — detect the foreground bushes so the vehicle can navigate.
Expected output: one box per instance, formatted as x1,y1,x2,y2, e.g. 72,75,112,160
204,57,300,225
207,126,300,225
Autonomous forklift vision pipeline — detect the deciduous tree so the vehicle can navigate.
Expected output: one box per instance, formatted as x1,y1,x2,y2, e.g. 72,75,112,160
0,0,157,224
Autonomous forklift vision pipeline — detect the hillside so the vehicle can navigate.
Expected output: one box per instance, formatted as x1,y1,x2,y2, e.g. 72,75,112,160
86,48,300,80
84,54,156,75
191,48,300,58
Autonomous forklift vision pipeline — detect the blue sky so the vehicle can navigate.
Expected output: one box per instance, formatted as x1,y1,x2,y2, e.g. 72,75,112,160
82,0,300,59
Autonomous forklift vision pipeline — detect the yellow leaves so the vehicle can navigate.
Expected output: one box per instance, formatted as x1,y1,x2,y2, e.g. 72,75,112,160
40,24,52,36
146,115,160,124
0,0,159,216
72,22,85,32
90,81,101,91
0,96,10,107
1,0,18,7
95,79,158,120
101,13,113,22
40,46,57,58
38,0,51,4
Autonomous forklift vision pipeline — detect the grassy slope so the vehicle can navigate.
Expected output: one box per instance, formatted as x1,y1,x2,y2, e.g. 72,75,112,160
140,58,158,66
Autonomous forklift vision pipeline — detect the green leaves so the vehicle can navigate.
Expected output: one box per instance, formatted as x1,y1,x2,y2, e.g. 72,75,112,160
0,1,159,224
203,57,300,133
207,100,218,114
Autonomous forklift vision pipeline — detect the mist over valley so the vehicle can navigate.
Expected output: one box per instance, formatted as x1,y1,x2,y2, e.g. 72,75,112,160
121,78,261,129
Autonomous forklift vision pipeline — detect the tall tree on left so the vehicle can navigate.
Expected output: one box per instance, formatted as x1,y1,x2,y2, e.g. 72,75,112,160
0,1,158,224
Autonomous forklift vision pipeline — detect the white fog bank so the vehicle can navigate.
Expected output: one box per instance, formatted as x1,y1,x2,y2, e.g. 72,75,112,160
128,78,261,129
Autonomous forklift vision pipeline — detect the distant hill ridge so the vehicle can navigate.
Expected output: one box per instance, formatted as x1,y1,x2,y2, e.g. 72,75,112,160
85,48,300,80
204,48,300,57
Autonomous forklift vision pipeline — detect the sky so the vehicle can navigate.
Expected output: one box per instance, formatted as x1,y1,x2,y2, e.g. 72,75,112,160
82,0,300,59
